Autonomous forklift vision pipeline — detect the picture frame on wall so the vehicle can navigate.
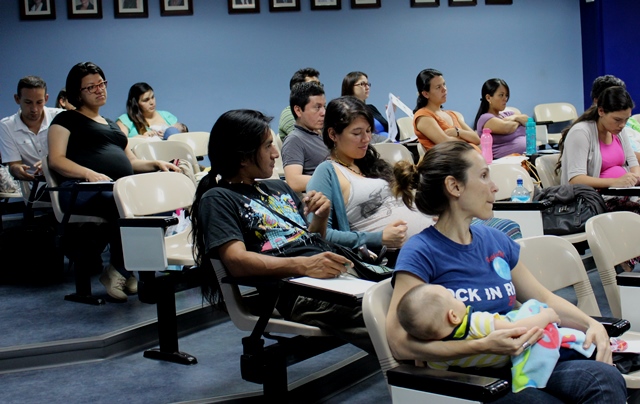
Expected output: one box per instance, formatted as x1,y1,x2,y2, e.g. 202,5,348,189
448,0,476,5
228,0,260,14
20,0,56,20
411,0,439,7
485,0,511,4
311,0,341,11
67,0,103,19
115,0,148,18
269,0,300,12
161,0,193,16
351,0,380,9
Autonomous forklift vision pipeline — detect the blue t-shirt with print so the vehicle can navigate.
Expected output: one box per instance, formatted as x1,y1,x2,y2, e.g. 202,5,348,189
394,224,520,314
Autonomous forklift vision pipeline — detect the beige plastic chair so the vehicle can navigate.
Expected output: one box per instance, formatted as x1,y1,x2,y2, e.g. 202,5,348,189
396,116,415,141
632,114,640,123
270,129,285,179
41,156,108,305
503,106,522,115
586,211,640,320
133,140,200,174
533,103,578,145
167,131,209,158
373,143,414,166
534,154,561,188
114,171,196,270
126,136,152,154
490,163,534,201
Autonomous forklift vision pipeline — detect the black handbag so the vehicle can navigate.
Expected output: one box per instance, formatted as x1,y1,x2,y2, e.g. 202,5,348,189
533,184,606,235
245,193,392,282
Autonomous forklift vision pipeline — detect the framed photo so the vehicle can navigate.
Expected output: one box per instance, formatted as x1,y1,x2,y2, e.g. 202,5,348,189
485,0,511,4
20,0,56,20
311,0,341,11
351,0,380,8
448,0,476,5
269,0,300,12
411,0,439,7
161,0,193,16
228,0,260,14
115,0,148,18
68,0,102,19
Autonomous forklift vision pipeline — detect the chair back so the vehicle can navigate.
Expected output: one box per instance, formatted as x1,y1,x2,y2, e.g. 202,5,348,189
126,136,152,154
632,114,640,123
490,163,534,201
41,156,105,224
133,140,200,173
586,211,640,318
374,143,414,166
517,236,600,316
396,117,414,141
270,129,285,179
503,106,522,115
533,102,578,124
210,258,331,336
114,172,195,218
362,278,400,379
167,131,209,157
534,154,561,188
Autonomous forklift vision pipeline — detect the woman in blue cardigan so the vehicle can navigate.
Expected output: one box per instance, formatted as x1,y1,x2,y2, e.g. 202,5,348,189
306,96,434,255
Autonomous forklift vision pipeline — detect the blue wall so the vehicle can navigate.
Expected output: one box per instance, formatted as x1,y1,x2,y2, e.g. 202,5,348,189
580,0,640,111
0,0,584,132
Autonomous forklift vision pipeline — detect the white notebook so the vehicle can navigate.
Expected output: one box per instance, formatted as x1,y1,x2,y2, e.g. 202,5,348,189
288,275,376,298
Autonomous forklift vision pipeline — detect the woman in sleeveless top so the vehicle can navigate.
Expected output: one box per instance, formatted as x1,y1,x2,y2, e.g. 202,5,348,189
413,68,480,152
307,96,435,257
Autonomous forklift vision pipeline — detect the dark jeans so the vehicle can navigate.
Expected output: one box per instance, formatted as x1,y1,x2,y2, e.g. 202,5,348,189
58,181,126,275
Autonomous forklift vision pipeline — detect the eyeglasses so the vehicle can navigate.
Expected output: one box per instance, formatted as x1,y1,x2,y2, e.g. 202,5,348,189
354,82,371,89
80,80,108,94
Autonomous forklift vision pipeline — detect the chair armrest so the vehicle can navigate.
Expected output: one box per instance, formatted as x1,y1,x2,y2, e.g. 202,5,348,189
591,316,631,337
47,182,114,193
118,216,179,230
536,120,553,126
600,187,640,197
493,201,546,211
387,364,509,402
221,275,281,289
616,272,640,287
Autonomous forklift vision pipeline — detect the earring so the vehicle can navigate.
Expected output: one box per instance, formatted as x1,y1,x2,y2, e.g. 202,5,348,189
457,193,461,197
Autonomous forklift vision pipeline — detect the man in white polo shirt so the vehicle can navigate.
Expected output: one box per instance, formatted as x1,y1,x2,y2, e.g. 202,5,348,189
0,76,64,182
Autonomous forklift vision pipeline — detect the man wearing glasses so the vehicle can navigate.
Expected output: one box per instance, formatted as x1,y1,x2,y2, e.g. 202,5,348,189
0,76,63,182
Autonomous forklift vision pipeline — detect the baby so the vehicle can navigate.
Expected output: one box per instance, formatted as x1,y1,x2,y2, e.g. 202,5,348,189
162,122,189,140
397,283,559,343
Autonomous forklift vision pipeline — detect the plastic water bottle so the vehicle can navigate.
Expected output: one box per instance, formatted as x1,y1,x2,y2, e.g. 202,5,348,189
510,175,531,202
481,128,493,164
525,117,536,155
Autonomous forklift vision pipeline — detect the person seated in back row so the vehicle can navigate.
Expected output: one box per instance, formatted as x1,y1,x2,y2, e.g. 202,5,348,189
281,81,329,192
278,67,321,142
116,82,179,139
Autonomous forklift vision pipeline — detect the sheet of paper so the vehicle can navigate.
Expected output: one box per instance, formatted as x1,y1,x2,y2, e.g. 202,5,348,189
387,93,415,142
288,275,376,297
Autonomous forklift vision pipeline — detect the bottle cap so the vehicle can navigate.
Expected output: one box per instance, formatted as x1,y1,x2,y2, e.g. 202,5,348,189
482,128,491,135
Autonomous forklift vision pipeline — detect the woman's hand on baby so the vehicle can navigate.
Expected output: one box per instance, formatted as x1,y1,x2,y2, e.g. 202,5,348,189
302,252,351,279
584,321,613,364
155,161,180,172
482,327,544,356
143,130,162,138
303,191,331,219
383,220,408,248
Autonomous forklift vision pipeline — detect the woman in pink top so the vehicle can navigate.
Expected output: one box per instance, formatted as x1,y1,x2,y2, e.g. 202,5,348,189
412,69,480,152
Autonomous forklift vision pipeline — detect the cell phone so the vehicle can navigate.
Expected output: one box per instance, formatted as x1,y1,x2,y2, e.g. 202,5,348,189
592,316,630,337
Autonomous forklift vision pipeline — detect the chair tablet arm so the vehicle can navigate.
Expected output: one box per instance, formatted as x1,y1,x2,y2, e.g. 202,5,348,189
118,216,179,230
493,201,546,211
221,275,281,289
387,364,509,402
47,182,114,193
536,120,553,126
616,272,640,287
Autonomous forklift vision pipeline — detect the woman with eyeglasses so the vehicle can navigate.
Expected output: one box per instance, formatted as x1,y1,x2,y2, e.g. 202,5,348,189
116,82,180,138
473,79,528,159
413,68,480,152
48,62,178,302
341,71,390,143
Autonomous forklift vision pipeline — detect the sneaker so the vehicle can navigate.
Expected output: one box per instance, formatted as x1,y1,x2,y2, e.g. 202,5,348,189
124,275,138,295
99,266,128,301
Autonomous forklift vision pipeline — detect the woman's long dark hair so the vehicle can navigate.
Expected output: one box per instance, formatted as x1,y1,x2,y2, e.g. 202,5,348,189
413,68,443,113
190,109,273,308
393,142,475,216
323,96,393,181
473,78,510,130
556,86,635,174
341,71,367,97
125,82,154,135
